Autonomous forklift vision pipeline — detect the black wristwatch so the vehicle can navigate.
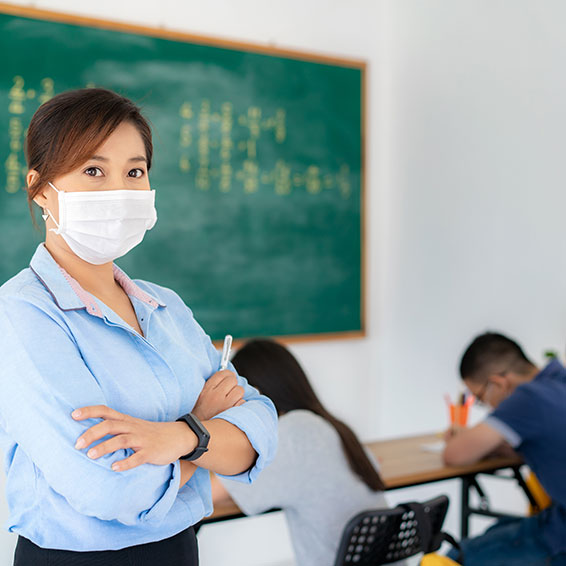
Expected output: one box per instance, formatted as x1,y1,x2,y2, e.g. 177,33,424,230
177,412,210,461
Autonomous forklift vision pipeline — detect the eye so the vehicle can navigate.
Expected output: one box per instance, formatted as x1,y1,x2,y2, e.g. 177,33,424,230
128,168,145,178
84,166,103,177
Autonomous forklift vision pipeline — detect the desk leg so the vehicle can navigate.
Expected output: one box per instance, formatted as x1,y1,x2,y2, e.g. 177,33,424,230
461,476,471,539
460,468,531,540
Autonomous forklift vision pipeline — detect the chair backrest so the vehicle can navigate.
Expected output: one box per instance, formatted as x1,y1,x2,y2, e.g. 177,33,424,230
334,495,450,566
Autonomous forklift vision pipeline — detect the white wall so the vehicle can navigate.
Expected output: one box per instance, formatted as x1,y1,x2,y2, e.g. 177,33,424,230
378,0,566,439
2,0,566,564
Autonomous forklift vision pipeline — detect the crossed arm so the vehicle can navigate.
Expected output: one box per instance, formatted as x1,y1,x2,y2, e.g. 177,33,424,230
75,376,513,478
73,370,256,487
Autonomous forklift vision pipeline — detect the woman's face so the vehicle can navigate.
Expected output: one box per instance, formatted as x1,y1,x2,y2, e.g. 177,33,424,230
30,120,150,230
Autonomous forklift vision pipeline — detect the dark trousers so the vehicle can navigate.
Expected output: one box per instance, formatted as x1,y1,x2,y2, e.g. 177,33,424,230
447,516,566,566
13,527,198,566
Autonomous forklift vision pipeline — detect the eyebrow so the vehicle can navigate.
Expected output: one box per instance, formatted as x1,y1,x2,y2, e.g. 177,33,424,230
90,154,147,163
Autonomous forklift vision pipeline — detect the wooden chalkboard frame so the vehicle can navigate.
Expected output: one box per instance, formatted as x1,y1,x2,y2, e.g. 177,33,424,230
0,1,366,345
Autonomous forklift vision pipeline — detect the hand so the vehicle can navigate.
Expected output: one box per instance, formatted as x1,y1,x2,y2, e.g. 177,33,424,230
443,426,464,442
488,441,518,459
192,370,245,421
72,405,197,472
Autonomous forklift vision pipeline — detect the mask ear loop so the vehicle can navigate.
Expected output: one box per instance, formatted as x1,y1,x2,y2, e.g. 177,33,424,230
44,182,62,234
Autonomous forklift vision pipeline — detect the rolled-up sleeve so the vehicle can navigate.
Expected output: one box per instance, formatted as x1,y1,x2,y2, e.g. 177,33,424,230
212,363,278,483
0,297,180,526
160,295,278,483
193,317,278,483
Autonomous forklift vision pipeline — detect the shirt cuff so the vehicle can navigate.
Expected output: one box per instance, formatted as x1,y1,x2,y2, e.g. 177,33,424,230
484,415,522,448
140,459,181,524
211,404,277,484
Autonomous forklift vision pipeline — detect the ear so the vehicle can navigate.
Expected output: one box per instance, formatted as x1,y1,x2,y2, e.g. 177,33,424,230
27,170,47,208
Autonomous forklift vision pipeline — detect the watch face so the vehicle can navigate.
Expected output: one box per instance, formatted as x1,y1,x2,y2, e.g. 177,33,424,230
189,414,210,441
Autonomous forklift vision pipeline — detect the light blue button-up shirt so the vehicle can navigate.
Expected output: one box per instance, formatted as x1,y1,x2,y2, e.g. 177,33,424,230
0,244,277,551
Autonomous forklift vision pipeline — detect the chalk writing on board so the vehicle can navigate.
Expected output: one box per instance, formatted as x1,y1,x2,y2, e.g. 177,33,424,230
5,76,55,193
3,76,352,200
177,99,351,198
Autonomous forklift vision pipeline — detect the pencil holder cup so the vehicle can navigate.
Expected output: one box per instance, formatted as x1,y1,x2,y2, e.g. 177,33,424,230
449,404,469,428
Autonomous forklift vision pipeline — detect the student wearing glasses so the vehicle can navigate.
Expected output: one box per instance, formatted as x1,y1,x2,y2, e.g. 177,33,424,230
443,332,566,566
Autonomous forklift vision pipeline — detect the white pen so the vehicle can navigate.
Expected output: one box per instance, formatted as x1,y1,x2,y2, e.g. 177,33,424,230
220,334,233,370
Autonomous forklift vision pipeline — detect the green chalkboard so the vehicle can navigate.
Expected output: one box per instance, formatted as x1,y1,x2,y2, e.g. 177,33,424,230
0,5,365,341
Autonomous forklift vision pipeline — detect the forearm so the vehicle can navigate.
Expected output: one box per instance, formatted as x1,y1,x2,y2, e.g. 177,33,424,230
443,423,506,466
180,460,198,487
195,419,257,475
74,406,261,482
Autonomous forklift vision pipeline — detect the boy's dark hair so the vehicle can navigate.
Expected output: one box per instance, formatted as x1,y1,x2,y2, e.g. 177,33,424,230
460,332,534,382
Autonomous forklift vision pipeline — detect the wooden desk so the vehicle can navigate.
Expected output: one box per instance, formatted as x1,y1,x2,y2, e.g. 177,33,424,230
368,433,534,537
202,433,532,538
368,433,522,488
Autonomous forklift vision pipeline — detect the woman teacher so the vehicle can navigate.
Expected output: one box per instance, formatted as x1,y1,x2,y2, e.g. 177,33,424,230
0,88,277,566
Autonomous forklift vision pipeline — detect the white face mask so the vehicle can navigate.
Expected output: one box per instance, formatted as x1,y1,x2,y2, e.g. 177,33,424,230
44,182,157,265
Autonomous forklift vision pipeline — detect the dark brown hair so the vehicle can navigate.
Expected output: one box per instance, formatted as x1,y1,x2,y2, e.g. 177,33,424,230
232,339,386,491
25,88,153,219
459,332,535,382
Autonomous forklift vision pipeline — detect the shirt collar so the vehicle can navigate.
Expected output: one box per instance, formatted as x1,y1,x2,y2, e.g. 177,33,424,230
29,244,165,317
535,358,566,381
112,264,165,309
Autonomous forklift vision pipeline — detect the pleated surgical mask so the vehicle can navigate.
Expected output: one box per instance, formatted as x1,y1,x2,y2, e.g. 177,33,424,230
43,182,157,265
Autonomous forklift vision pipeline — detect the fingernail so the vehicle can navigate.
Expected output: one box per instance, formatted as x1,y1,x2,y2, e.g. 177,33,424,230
87,449,97,459
75,438,85,449
72,410,81,419
112,463,120,471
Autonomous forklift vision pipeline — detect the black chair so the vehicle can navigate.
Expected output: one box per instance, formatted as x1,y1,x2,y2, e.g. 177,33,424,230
334,495,453,565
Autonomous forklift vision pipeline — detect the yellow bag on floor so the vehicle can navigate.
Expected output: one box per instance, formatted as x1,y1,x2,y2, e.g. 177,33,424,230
526,472,552,515
421,553,461,565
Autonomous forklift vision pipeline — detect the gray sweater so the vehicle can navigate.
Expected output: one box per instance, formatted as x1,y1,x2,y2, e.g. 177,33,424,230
221,410,392,566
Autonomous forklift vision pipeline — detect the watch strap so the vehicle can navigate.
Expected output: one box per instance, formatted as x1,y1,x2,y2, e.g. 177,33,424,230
177,412,210,461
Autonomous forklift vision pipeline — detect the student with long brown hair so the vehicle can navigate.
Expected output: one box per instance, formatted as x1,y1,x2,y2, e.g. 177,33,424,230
0,88,277,566
212,338,389,566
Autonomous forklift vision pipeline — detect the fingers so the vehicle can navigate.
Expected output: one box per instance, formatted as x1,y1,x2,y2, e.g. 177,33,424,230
203,370,229,388
75,419,133,450
72,405,130,422
211,373,245,408
235,399,246,407
225,385,245,406
206,370,237,389
85,434,135,460
194,371,245,420
112,451,146,472
443,427,459,441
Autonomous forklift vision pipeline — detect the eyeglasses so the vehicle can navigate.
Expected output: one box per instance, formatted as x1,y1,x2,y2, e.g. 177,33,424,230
474,380,493,407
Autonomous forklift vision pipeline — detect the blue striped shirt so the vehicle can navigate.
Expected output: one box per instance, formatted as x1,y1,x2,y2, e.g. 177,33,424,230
0,244,277,551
